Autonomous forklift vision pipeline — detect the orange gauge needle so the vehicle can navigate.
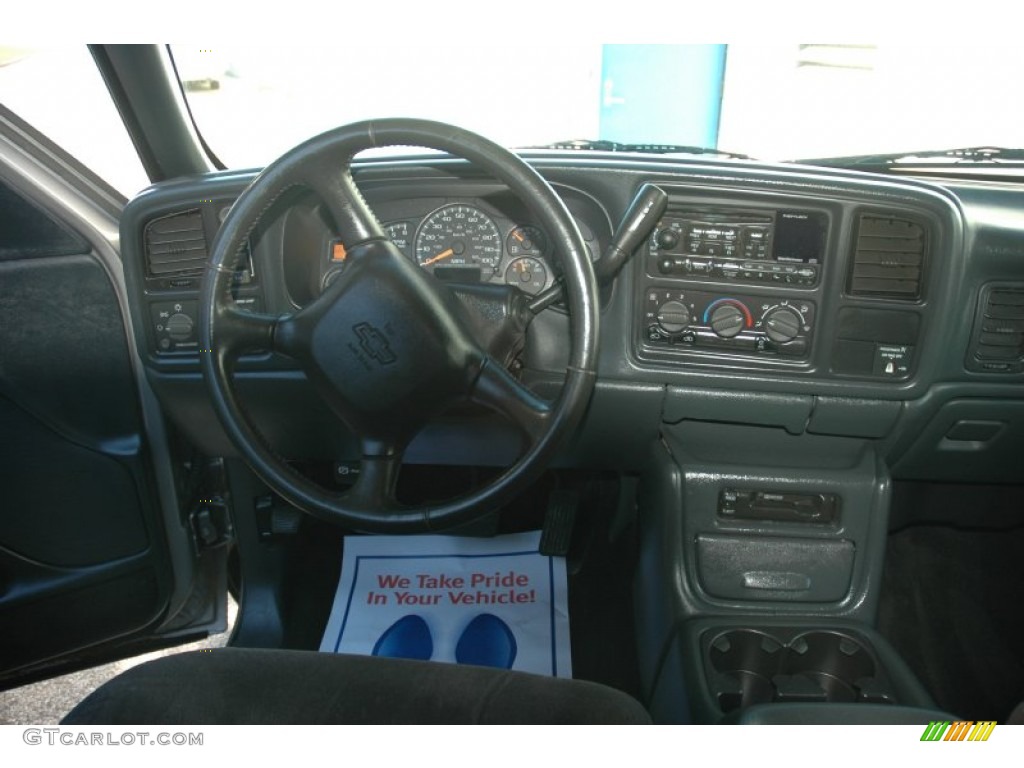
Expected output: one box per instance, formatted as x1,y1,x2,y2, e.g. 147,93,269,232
422,247,455,267
512,230,525,243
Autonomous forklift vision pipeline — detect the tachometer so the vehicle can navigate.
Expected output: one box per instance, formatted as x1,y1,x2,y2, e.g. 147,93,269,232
414,204,502,276
384,221,412,258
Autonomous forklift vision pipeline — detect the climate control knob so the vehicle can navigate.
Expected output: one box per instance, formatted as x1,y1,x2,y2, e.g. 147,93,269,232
709,304,746,338
764,306,803,343
656,300,691,333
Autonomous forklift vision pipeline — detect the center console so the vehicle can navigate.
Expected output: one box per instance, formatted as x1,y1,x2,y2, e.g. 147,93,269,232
634,435,943,723
632,212,945,723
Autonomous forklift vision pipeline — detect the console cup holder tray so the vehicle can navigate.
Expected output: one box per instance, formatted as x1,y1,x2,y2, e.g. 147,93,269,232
705,628,898,713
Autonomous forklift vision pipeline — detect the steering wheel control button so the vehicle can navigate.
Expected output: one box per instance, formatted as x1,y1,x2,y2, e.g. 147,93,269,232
150,300,198,354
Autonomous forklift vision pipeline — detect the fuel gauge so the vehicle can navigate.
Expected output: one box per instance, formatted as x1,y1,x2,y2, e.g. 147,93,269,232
505,257,548,295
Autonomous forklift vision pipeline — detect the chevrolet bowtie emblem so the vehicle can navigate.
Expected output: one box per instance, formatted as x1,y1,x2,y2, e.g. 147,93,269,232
353,322,396,366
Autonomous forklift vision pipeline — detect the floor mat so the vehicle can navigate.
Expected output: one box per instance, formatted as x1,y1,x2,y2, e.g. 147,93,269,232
878,524,1024,721
320,531,572,676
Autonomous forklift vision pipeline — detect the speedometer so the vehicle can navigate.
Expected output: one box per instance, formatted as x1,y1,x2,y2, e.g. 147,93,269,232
414,204,502,276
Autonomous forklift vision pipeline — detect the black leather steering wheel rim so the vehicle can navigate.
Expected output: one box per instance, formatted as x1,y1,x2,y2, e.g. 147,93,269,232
199,119,598,532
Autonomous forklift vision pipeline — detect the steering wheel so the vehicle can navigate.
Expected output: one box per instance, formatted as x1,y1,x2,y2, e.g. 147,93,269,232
199,119,598,533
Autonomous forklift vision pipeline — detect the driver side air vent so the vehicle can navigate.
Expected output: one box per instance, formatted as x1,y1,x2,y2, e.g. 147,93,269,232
848,214,925,300
144,209,207,277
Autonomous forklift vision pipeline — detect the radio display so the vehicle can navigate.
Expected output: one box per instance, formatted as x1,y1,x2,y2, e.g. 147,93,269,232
773,210,828,264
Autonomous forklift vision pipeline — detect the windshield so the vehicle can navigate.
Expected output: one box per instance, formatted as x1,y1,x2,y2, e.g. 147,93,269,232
172,44,1024,167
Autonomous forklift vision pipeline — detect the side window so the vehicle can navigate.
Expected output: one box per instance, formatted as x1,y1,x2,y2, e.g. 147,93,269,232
0,46,150,198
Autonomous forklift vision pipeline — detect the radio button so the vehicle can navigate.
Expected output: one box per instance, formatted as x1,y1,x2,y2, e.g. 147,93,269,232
655,228,680,250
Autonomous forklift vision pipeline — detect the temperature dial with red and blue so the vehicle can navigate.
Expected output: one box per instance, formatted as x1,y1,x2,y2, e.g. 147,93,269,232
704,299,754,338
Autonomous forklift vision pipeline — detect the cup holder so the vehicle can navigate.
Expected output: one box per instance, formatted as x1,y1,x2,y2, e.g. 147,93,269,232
707,628,897,714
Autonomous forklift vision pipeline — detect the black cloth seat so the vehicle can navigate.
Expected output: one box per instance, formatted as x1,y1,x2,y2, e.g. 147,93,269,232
62,648,650,724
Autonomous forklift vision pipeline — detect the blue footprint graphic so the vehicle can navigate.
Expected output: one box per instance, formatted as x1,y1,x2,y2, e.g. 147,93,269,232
372,614,433,660
456,613,517,669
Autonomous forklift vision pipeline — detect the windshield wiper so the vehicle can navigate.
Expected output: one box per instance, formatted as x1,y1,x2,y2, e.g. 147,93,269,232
793,146,1024,169
522,139,752,160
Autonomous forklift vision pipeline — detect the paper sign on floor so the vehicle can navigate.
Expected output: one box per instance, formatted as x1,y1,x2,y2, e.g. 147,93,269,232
319,530,571,677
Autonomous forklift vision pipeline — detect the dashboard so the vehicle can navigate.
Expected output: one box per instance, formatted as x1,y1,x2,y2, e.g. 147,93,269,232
120,154,1024,483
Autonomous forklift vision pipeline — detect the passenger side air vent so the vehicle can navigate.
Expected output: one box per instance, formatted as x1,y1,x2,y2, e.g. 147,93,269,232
848,214,925,300
144,209,207,277
967,284,1024,374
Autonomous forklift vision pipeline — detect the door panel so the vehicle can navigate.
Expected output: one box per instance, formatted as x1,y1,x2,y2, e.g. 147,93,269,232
0,179,201,683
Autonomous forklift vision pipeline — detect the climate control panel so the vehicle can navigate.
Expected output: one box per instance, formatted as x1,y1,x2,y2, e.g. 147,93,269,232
641,287,815,358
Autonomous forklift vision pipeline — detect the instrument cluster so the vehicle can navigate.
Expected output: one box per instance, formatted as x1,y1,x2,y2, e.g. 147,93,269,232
280,191,605,308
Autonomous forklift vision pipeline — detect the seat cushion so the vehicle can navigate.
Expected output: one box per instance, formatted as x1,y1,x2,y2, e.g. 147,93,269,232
62,648,650,724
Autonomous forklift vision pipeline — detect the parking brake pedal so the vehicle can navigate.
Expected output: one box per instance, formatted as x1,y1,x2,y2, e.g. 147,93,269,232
539,489,578,557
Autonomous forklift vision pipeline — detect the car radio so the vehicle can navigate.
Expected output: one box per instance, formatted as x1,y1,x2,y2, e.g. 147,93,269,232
648,208,828,287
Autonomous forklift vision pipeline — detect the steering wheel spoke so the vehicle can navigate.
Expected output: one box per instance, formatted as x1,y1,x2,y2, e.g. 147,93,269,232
342,442,404,513
301,165,384,247
470,357,552,442
214,306,301,358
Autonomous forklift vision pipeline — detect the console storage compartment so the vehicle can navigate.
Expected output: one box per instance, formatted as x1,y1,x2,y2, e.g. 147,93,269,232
696,535,855,602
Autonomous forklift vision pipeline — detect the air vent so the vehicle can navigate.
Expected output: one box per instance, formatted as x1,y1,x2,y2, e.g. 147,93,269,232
848,214,925,300
968,284,1024,373
144,209,207,277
